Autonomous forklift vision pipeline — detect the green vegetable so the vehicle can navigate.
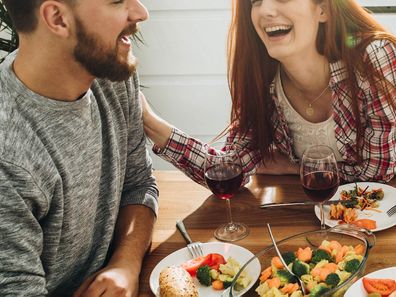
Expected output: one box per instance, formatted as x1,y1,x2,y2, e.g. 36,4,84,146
223,280,233,289
309,284,330,297
282,251,296,265
311,249,332,264
196,265,211,286
344,259,360,273
276,269,297,285
369,190,384,200
292,259,310,277
325,272,341,287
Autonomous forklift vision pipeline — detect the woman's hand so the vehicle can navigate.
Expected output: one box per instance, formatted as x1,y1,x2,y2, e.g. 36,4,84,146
256,151,299,175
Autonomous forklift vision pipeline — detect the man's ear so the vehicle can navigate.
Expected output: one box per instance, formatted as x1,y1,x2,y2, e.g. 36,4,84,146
39,1,73,37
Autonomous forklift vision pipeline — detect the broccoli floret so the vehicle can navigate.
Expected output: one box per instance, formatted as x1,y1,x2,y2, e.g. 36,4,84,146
223,280,233,289
311,249,332,264
309,284,330,297
344,259,360,273
325,273,340,287
196,265,211,286
282,251,296,265
292,259,310,277
276,269,297,285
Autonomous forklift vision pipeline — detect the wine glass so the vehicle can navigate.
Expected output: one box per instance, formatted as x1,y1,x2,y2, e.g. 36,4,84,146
300,145,340,230
204,141,249,242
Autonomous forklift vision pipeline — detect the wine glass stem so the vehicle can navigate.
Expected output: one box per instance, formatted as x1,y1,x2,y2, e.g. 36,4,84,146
320,203,326,230
225,198,237,232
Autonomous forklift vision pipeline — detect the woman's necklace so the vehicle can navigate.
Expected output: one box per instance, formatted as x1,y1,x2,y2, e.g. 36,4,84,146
305,84,329,116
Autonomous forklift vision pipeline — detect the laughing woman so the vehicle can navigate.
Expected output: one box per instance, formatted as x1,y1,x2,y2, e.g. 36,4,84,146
142,0,396,184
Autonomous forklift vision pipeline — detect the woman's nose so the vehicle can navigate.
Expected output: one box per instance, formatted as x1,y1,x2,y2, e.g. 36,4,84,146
257,0,278,18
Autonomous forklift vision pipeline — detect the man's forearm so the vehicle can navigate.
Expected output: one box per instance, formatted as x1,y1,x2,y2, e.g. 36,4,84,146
109,205,156,270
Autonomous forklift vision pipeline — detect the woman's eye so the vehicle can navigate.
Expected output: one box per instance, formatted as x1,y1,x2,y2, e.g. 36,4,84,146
250,0,262,4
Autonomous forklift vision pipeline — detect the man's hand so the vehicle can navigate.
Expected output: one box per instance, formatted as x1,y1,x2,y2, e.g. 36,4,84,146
73,205,155,297
72,263,139,297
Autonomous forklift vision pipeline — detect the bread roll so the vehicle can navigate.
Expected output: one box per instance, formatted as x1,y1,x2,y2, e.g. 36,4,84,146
159,265,198,297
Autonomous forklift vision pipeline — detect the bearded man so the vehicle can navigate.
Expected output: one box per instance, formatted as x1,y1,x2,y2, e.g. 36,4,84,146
0,1,158,296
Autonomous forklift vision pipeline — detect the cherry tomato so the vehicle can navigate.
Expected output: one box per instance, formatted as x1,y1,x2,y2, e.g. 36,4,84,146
207,253,226,270
362,277,396,296
181,253,226,276
181,254,211,276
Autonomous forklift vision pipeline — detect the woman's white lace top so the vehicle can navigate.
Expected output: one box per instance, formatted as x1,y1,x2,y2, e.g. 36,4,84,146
275,69,344,161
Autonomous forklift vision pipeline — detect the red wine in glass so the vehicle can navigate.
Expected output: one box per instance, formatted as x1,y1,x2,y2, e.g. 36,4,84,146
204,163,243,200
302,171,339,203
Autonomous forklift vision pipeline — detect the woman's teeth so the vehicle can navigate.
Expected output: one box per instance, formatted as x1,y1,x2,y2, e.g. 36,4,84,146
265,25,292,37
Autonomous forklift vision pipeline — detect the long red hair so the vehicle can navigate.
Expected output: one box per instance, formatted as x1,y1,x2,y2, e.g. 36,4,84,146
227,0,396,162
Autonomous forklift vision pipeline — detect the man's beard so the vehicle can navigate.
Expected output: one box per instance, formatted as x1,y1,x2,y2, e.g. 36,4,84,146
73,17,138,82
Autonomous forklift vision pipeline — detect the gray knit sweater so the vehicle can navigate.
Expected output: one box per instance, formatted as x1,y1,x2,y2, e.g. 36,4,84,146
0,52,158,296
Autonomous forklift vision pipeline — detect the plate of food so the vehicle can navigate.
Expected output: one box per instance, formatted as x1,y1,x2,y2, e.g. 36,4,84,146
344,266,396,297
149,242,261,297
314,182,396,232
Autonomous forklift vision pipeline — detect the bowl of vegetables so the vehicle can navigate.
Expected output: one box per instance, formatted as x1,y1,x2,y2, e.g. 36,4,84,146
227,224,375,297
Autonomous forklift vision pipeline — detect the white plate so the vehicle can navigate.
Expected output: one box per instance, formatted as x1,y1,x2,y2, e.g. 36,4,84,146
149,242,261,297
344,266,396,297
314,182,396,232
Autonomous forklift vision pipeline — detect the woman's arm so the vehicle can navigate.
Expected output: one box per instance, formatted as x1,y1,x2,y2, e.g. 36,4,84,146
140,91,173,149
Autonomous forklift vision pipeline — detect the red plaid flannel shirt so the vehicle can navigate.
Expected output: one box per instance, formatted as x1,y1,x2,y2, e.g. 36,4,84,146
154,40,396,184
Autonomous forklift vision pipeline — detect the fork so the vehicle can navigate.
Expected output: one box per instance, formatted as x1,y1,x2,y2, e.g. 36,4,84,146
387,204,396,217
176,220,204,258
266,223,307,295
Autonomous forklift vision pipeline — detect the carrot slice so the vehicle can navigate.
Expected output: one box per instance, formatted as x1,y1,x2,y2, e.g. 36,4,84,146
212,280,224,290
267,277,281,289
260,266,272,282
271,256,285,269
296,247,312,262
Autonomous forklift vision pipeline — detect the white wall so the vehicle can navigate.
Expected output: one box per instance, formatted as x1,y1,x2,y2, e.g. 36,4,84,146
135,1,396,170
135,0,232,170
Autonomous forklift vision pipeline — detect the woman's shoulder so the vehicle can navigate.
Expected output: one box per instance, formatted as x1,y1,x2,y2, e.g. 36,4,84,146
362,38,396,64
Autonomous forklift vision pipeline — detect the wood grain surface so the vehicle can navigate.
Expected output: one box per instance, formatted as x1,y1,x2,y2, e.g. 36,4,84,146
138,171,396,296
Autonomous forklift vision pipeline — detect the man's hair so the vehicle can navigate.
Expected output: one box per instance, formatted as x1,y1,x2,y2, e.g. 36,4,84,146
3,0,43,33
3,0,75,33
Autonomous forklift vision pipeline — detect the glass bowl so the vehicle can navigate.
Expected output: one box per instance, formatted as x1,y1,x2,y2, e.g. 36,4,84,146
228,225,375,297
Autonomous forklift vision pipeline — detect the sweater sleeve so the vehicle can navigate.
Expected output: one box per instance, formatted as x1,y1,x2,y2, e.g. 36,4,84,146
119,76,159,215
0,159,48,296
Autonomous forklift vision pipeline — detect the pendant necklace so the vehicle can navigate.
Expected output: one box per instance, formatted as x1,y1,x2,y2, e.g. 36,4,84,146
305,84,329,116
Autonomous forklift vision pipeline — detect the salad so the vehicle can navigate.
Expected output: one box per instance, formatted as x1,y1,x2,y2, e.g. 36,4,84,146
181,253,251,291
256,239,364,297
329,184,384,230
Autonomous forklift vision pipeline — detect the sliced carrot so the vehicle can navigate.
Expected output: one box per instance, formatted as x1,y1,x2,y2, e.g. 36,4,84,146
354,244,365,255
318,245,332,254
260,266,273,282
212,280,224,290
281,283,299,294
271,256,285,269
267,277,281,289
311,267,322,278
323,263,338,273
319,268,332,282
329,240,342,251
296,247,312,262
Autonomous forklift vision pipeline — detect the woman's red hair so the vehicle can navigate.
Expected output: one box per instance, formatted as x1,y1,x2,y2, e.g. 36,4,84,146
227,0,396,162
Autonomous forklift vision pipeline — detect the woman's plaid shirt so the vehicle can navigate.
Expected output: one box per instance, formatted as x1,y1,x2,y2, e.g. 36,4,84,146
153,39,396,185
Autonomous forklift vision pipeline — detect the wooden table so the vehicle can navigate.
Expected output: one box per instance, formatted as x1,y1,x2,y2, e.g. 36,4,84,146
139,171,396,296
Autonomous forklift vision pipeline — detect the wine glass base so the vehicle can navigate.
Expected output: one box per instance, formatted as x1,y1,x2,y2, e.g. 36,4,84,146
214,222,249,242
